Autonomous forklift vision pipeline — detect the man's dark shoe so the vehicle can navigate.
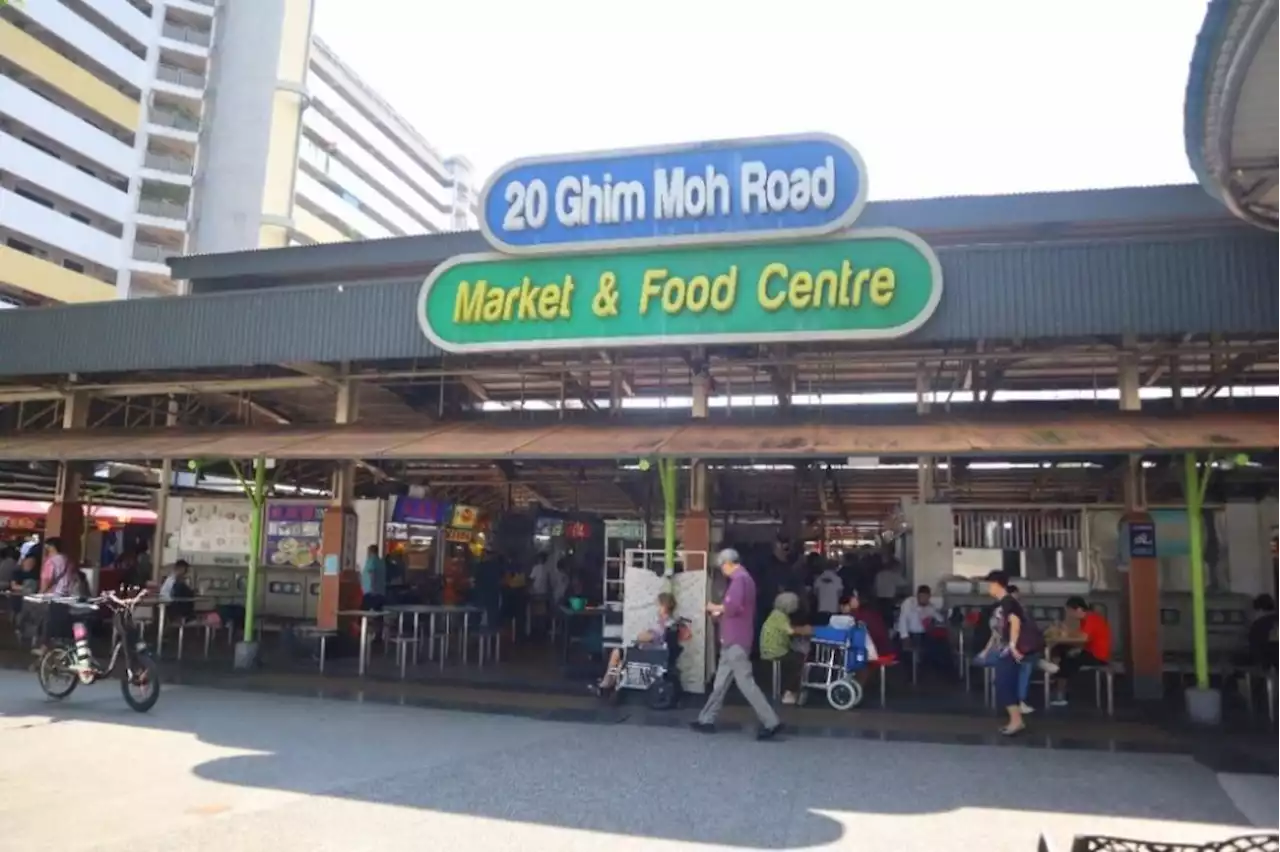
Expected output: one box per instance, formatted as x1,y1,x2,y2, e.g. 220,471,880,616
756,723,784,741
689,721,716,734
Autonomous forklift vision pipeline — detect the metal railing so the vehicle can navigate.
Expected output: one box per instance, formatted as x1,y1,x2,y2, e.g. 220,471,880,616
132,243,171,263
162,23,211,47
137,198,187,221
156,64,205,89
149,108,199,132
143,152,194,175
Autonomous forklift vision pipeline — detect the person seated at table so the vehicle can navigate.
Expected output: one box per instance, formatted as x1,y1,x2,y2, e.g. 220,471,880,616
1244,591,1274,670
592,592,678,696
896,584,950,673
159,560,195,622
843,592,889,663
760,591,810,704
1049,596,1112,707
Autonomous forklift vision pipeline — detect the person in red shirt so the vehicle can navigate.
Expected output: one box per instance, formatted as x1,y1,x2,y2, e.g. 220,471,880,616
1050,596,1112,706
844,592,891,663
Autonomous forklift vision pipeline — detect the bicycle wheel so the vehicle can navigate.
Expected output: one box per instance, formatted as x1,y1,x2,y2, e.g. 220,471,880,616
38,646,78,700
120,652,160,713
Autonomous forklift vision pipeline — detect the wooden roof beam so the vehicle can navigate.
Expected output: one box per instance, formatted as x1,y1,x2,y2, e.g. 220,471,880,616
495,460,557,509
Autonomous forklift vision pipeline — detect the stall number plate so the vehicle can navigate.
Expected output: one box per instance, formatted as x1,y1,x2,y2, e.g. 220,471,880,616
268,582,302,595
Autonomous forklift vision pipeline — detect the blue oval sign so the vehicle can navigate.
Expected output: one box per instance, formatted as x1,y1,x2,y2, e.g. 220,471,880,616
478,133,867,255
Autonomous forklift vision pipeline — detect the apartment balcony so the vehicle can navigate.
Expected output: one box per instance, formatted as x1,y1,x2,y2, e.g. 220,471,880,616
140,151,195,187
156,63,206,91
136,197,188,232
131,242,170,263
149,107,199,132
144,152,194,176
147,107,200,143
161,22,212,53
168,0,215,13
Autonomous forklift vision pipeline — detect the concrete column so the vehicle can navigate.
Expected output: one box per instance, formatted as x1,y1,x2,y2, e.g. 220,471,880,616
151,395,179,582
1115,351,1161,699
46,392,89,565
683,370,711,570
319,378,360,629
915,364,934,501
1118,352,1141,412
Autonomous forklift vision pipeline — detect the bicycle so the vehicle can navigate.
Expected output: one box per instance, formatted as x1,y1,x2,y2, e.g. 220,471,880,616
29,587,161,713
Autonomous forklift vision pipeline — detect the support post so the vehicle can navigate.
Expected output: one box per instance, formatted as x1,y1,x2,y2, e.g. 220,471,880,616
1116,352,1162,701
243,457,267,644
318,378,361,630
915,364,934,500
1184,453,1210,690
45,391,89,566
682,371,712,568
231,457,268,669
151,395,179,583
1182,451,1221,724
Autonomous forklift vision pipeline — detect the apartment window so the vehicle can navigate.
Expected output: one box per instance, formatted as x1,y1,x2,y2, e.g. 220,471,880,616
14,188,54,209
22,138,61,159
69,212,92,225
62,259,85,274
5,238,39,255
76,165,97,179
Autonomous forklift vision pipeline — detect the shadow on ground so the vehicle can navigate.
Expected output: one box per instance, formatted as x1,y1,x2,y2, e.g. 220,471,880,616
0,663,1269,850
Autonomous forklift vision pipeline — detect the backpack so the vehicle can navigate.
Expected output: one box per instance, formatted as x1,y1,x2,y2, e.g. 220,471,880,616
1016,609,1046,656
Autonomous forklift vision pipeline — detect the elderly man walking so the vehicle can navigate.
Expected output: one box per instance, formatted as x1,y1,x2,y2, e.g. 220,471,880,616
692,548,784,740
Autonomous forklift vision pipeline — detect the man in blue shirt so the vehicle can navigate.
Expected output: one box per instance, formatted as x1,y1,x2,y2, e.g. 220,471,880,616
360,545,386,610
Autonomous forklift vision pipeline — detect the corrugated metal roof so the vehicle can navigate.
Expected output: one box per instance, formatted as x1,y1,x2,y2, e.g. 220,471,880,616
0,229,1273,378
169,184,1238,287
0,411,1272,462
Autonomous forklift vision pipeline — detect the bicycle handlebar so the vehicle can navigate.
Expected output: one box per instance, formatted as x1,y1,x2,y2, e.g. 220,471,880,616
23,589,148,609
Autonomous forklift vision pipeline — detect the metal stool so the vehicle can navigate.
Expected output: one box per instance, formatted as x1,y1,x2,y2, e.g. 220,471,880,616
386,637,419,678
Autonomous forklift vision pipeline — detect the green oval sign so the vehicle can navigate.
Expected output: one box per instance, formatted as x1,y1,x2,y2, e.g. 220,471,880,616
417,228,942,353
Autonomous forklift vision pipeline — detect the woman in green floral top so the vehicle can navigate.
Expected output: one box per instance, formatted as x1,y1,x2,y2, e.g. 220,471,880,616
760,592,810,705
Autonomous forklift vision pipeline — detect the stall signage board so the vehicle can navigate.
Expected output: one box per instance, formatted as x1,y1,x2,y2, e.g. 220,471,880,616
418,230,941,354
1127,521,1157,559
263,502,324,569
391,497,449,526
479,134,867,255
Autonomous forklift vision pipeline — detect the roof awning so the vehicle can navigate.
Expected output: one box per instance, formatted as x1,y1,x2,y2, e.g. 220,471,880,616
0,412,1273,462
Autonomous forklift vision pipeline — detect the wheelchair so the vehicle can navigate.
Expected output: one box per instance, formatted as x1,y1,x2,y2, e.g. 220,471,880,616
597,618,688,709
800,621,870,710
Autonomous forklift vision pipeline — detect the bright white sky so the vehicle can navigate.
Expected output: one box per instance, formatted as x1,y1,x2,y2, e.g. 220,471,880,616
314,0,1209,200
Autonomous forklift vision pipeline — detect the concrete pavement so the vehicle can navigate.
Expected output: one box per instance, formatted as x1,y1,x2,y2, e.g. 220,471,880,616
0,670,1269,852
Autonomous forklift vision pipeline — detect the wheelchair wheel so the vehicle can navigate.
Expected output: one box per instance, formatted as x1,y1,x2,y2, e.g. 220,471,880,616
827,678,863,711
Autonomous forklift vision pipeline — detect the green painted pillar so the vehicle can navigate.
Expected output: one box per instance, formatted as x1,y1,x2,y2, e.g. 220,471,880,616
242,457,268,643
1183,452,1210,690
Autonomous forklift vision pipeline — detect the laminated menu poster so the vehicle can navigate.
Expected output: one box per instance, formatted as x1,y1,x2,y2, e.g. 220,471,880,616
263,502,325,569
177,500,253,566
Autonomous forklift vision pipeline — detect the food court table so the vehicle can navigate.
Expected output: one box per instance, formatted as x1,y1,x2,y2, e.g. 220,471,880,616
152,594,242,658
337,609,386,676
557,605,606,662
387,604,483,667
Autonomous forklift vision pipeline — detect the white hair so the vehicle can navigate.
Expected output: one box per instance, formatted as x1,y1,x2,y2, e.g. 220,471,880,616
774,592,800,615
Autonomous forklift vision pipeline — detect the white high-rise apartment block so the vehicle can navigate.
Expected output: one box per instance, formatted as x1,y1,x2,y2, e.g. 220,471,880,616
0,0,476,307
